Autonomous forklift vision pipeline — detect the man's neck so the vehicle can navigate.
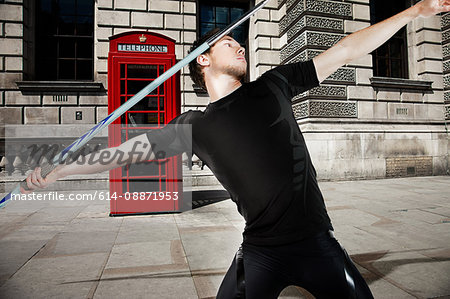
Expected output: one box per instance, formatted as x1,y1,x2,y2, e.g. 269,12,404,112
205,75,242,103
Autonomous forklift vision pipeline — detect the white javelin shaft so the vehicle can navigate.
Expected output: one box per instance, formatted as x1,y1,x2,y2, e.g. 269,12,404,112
0,0,269,207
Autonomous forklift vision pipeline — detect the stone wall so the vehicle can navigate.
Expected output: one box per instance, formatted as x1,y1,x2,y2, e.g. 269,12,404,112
0,0,24,124
0,0,448,181
278,0,449,179
441,12,450,173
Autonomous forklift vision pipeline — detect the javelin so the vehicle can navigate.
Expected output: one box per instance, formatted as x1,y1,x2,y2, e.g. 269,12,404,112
0,0,269,207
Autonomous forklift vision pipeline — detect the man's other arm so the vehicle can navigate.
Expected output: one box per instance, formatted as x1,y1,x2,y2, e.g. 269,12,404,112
22,133,153,192
313,0,450,83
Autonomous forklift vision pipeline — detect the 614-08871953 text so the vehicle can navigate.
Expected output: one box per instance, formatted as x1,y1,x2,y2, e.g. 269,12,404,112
110,191,179,201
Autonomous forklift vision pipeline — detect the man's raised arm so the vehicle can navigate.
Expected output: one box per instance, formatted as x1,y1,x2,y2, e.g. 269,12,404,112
22,133,154,193
313,0,450,83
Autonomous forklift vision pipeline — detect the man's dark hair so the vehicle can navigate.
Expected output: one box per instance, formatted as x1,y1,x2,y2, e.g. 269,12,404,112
188,28,232,90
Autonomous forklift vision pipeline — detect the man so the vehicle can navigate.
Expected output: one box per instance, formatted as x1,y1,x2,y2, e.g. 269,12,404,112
24,0,449,298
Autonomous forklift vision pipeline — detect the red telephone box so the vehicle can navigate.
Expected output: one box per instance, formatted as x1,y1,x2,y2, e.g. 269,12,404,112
107,31,181,215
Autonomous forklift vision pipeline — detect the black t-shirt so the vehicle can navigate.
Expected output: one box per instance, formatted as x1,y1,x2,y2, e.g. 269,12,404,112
146,60,333,246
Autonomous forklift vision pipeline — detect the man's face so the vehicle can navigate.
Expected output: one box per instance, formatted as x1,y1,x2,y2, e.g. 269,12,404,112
208,36,247,80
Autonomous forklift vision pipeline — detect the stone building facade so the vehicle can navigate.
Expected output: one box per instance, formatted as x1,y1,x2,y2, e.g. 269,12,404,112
0,0,449,185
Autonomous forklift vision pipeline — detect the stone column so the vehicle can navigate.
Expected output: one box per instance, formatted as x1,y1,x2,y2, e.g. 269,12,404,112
441,12,450,173
443,13,450,120
279,0,359,119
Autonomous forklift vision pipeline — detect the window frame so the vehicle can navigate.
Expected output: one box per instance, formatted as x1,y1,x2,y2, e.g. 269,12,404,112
195,0,251,90
370,0,410,79
34,0,95,81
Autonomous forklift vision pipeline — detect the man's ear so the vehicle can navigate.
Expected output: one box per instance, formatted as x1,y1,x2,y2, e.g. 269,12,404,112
197,54,210,67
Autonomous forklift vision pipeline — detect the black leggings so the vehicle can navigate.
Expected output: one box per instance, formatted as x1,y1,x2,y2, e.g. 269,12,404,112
216,231,374,299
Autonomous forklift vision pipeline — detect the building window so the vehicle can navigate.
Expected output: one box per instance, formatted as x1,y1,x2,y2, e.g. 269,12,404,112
370,0,409,78
35,0,94,81
198,1,249,45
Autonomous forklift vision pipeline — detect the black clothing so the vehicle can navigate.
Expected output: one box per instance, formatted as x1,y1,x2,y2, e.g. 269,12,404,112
147,60,373,298
146,60,333,246
216,231,374,299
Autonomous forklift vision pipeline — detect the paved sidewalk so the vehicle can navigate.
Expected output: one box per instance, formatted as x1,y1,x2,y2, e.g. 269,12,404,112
0,176,449,298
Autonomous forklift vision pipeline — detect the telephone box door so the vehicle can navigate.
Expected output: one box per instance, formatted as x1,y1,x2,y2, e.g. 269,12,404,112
108,32,181,215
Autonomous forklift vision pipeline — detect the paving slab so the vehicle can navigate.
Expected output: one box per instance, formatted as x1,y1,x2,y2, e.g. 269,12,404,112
368,251,450,298
93,276,199,299
0,176,448,298
0,252,108,299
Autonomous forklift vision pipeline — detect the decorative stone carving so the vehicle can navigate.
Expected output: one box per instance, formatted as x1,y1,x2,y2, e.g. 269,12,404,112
305,0,352,18
444,61,450,74
287,16,343,42
293,102,309,119
307,85,347,98
445,91,450,103
441,12,450,29
281,31,344,63
442,29,450,44
327,68,356,83
444,74,450,89
284,49,323,64
443,43,450,59
292,100,357,119
280,0,351,34
309,101,357,118
445,105,450,120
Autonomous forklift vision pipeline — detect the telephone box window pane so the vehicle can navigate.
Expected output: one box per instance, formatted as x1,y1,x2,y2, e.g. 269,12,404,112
147,113,159,124
160,114,165,124
120,81,126,95
127,64,158,78
159,65,164,75
127,80,153,95
59,60,75,79
127,161,160,178
128,97,158,111
128,113,152,126
120,65,126,78
159,97,165,110
125,180,161,193
147,98,158,110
